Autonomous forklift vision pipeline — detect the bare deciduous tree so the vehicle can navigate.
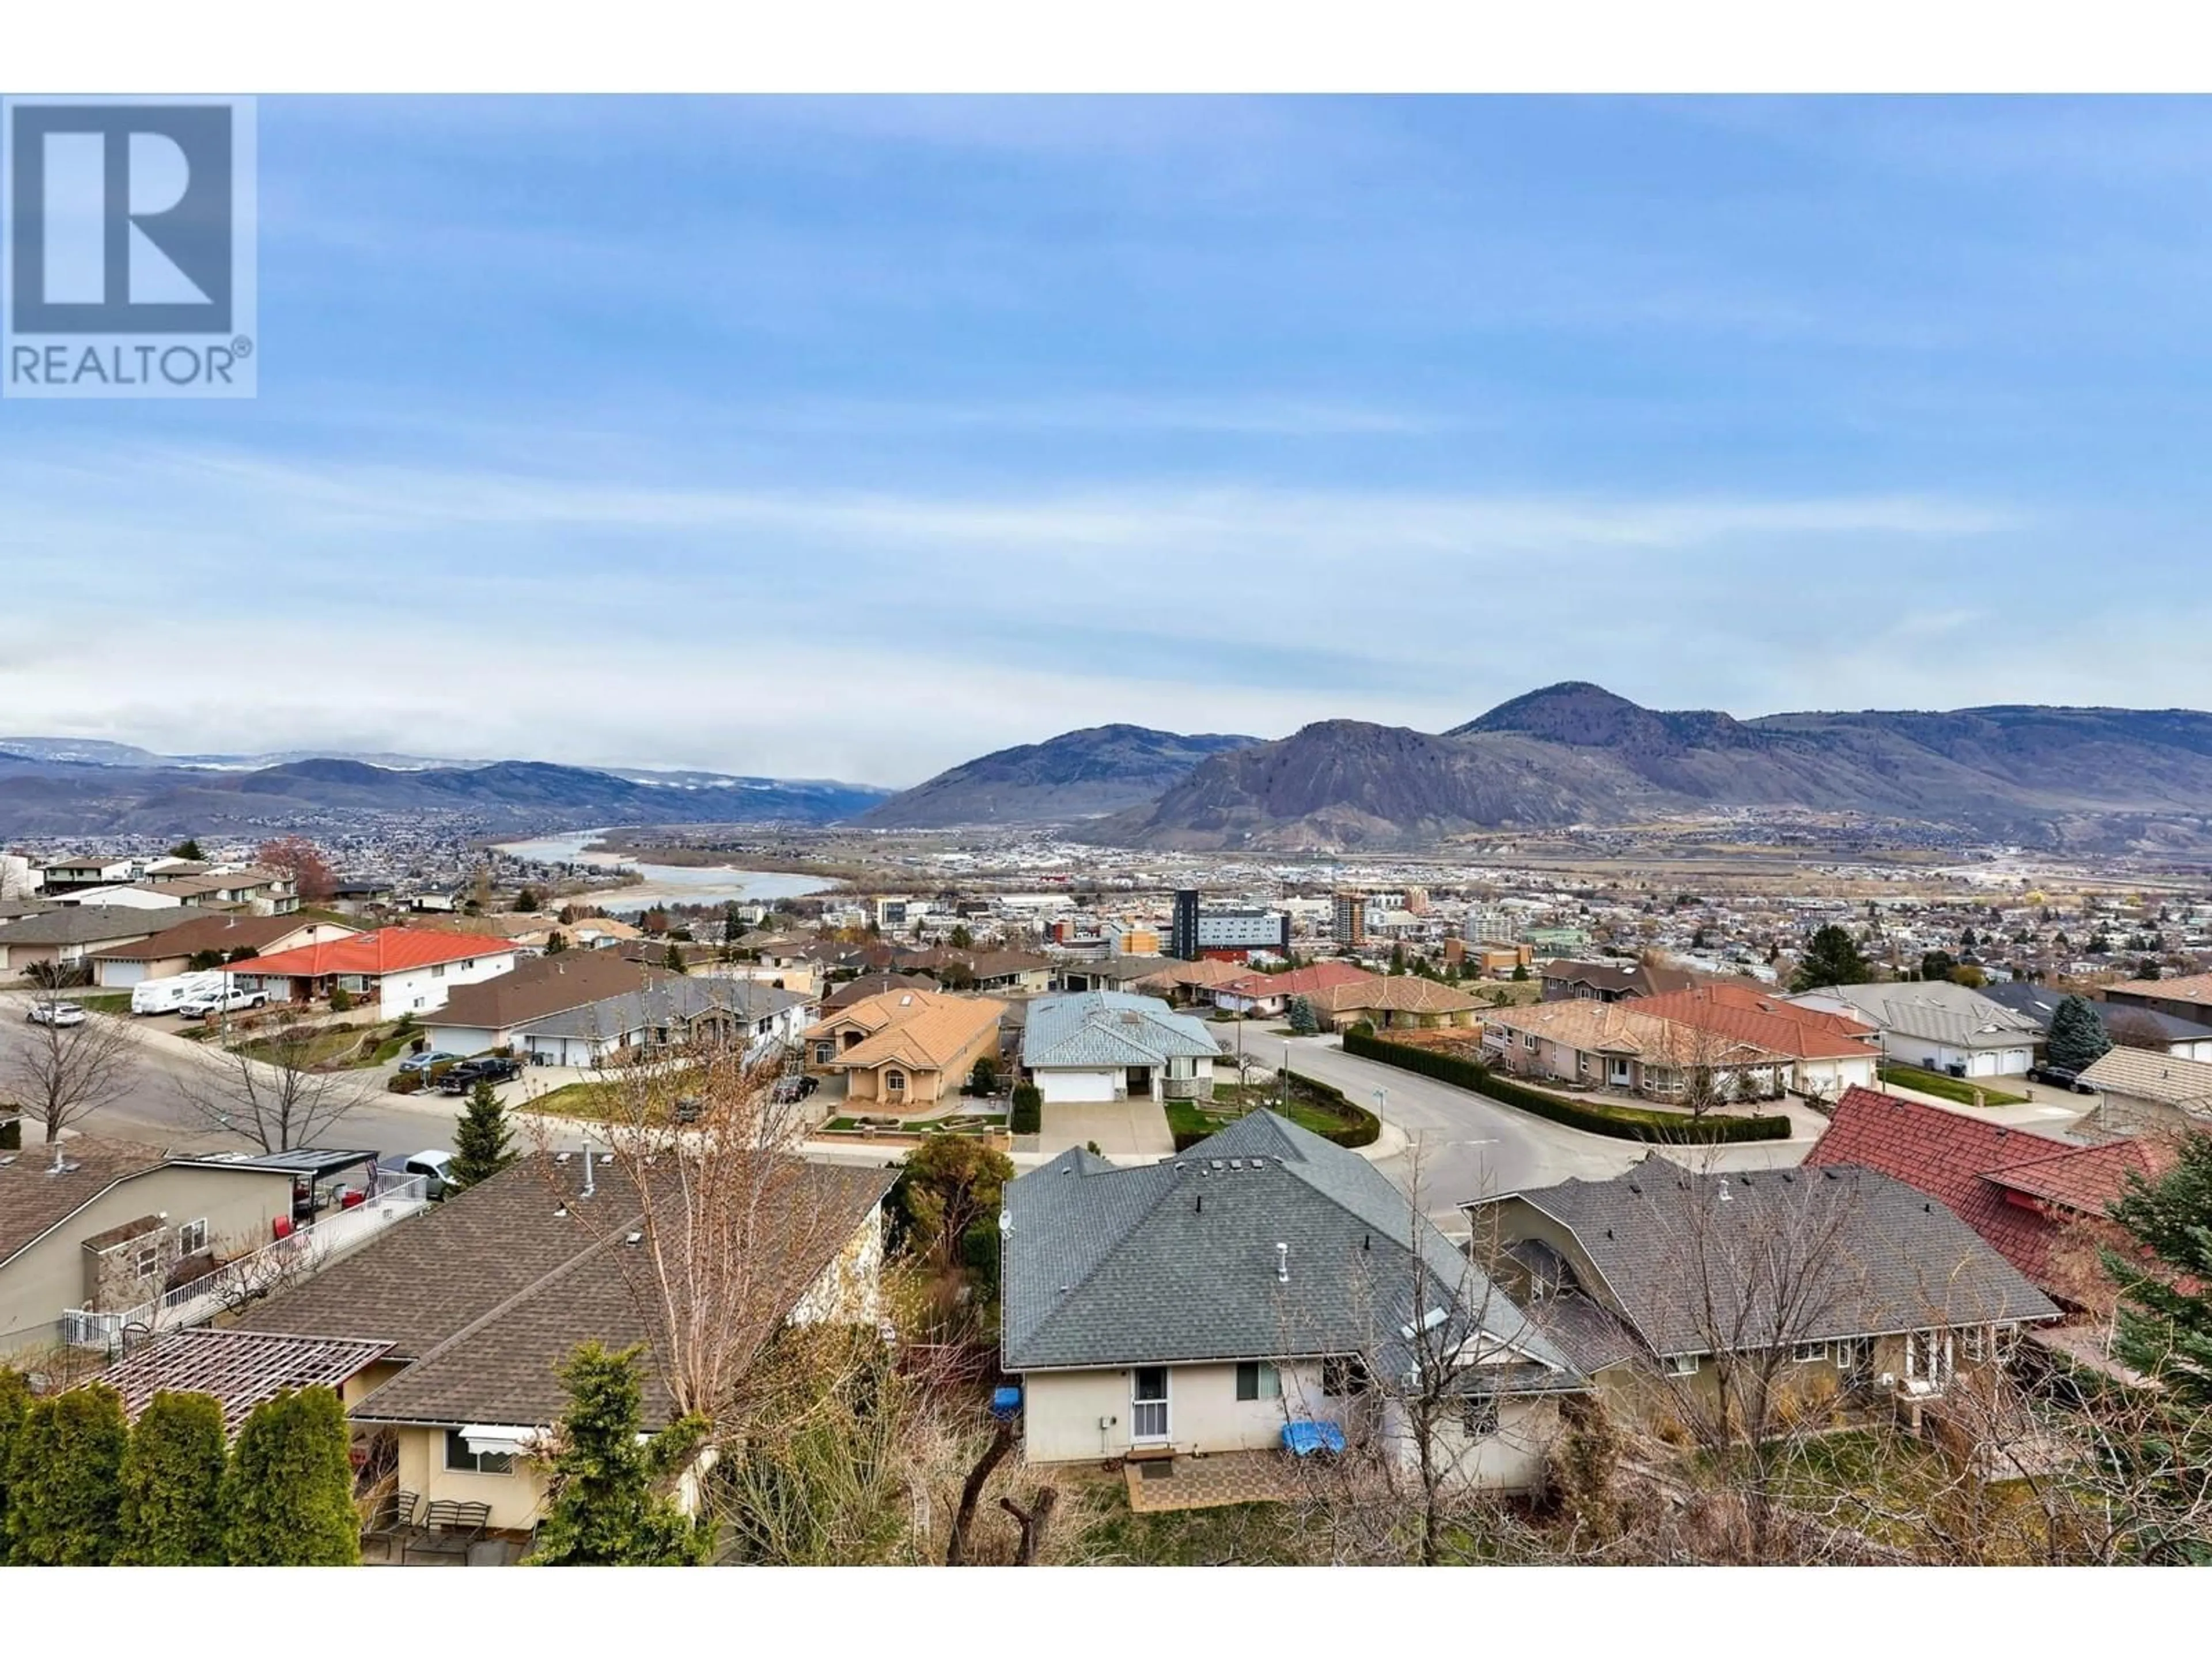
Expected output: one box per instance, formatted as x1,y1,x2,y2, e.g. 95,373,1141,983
2,989,140,1145
169,1012,363,1150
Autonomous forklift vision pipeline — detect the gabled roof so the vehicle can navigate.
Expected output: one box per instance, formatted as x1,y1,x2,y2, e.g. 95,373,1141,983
1003,1111,1579,1394
1133,957,1250,992
1485,1158,2059,1358
1540,959,1695,997
1483,998,1790,1067
0,1138,270,1268
518,976,810,1041
427,949,665,1031
0,905,164,946
1309,976,1486,1016
1021,991,1220,1070
806,988,1007,1073
2103,971,2212,1009
824,972,935,1009
88,911,358,963
225,926,517,979
1215,961,1380,1000
2078,1046,2212,1115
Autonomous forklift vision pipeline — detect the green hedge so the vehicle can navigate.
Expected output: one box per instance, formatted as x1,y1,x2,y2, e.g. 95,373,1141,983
1010,1083,1041,1135
1342,1029,1790,1145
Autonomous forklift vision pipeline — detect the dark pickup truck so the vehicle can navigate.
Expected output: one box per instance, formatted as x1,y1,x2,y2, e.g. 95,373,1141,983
438,1055,522,1093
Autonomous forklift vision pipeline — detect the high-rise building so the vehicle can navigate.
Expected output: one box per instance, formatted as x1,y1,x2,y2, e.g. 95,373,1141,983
1333,889,1367,948
1172,888,1289,960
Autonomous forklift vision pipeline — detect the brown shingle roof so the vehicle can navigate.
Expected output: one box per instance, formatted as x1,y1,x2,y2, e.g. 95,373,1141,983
88,911,358,963
0,1137,168,1266
428,950,666,1032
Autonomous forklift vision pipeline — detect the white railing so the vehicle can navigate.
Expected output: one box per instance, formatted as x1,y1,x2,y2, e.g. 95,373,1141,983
61,1173,430,1351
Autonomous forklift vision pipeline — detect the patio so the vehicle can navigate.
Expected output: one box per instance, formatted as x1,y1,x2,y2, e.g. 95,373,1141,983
1122,1449,1308,1513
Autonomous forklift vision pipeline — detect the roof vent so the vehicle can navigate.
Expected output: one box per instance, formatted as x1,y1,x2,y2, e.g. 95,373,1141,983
625,1230,643,1245
1211,1160,1225,1171
1275,1243,1289,1283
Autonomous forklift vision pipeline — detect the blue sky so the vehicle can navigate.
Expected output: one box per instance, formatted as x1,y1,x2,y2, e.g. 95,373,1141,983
7,95,2212,786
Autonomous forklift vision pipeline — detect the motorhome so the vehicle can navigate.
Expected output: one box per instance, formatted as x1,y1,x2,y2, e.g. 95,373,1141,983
130,969,226,1016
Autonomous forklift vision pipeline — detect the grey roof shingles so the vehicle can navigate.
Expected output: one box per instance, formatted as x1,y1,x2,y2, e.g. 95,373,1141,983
0,905,164,946
1819,981,2041,1052
1020,990,1222,1071
1002,1111,1580,1397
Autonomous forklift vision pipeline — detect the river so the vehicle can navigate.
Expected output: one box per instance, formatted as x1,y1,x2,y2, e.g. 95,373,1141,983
493,829,834,915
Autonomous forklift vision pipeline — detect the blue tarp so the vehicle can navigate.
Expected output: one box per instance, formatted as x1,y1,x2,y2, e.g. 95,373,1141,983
1281,1420,1346,1457
990,1386,1024,1421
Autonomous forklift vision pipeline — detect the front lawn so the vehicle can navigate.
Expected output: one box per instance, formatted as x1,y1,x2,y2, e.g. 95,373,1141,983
71,993,132,1016
524,1066,705,1122
1877,1063,2027,1107
1165,1078,1375,1147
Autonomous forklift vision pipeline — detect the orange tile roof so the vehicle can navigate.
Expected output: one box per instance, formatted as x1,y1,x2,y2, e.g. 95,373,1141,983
824,990,1007,1074
1634,982,1879,1060
226,926,518,979
1216,961,1380,999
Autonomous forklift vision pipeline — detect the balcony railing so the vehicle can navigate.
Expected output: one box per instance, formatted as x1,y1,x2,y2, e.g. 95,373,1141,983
60,1173,429,1352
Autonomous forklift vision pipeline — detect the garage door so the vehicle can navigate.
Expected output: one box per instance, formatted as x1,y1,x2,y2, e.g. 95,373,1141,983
99,960,150,988
1040,1069,1118,1103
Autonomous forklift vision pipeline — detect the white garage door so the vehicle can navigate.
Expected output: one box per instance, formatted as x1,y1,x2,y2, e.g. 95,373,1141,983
1039,1069,1118,1104
99,960,150,988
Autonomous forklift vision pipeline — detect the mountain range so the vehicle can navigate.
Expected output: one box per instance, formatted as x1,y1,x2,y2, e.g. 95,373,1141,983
852,725,1259,828
0,747,888,838
1084,683,2212,851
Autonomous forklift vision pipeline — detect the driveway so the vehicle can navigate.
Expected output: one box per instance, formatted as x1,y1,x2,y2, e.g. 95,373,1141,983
1232,1032,1827,1230
1036,1097,1176,1161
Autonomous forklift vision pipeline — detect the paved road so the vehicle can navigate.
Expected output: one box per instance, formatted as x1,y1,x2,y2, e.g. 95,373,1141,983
1232,1030,1823,1229
0,992,468,1162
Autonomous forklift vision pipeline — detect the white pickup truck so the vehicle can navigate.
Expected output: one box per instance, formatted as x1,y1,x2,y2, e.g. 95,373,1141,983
177,986,268,1020
131,970,226,1016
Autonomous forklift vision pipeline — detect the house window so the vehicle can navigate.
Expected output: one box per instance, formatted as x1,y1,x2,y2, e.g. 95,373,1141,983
1522,1033,1538,1051
131,1244,160,1278
1235,1361,1281,1402
885,1069,907,1097
813,1041,835,1064
431,963,446,978
1461,1396,1501,1439
445,1429,513,1475
1791,1342,1829,1365
177,1218,208,1256
1131,1367,1169,1441
1905,1330,1956,1385
1665,1353,1702,1377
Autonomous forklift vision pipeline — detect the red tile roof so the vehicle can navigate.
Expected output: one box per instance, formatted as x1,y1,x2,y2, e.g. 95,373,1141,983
225,926,517,979
1635,982,1880,1060
1806,1085,2158,1291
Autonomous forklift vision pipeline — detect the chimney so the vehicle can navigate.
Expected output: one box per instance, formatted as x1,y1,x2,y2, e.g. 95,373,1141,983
1718,1177,1733,1203
1275,1242,1289,1283
581,1146,595,1199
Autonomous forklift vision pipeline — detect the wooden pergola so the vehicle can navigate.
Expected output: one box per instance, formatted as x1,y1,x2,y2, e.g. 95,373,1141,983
95,1327,395,1434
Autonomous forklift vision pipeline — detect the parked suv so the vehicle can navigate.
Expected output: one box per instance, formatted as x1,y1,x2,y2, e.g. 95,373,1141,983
438,1055,521,1093
2027,1064,2097,1094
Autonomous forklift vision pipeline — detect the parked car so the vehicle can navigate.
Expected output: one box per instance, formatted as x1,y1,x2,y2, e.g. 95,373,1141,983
2027,1064,2097,1094
400,1149,457,1200
768,1073,821,1104
438,1055,521,1093
178,987,267,1020
397,1049,460,1075
26,1001,86,1027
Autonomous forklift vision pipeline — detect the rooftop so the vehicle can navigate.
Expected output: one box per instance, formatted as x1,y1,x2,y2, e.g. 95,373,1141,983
226,926,518,979
1021,990,1221,1070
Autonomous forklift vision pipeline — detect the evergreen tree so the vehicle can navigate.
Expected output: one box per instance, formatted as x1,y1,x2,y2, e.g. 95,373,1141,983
6,1384,127,1564
220,1388,359,1565
530,1343,709,1566
1918,949,1956,983
664,941,688,974
2103,1135,2212,1410
0,1368,31,1540
546,929,570,955
1285,995,1320,1036
1790,925,1873,992
166,838,205,861
2045,994,2111,1072
116,1391,229,1565
450,1078,518,1190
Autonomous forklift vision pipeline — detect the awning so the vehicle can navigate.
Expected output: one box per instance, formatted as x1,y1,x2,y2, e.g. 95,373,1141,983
460,1424,543,1457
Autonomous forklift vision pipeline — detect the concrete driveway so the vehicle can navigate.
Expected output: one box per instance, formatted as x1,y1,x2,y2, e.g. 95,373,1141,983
1037,1097,1175,1161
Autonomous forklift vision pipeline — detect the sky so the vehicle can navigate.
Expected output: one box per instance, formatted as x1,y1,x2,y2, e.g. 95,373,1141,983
7,95,2212,787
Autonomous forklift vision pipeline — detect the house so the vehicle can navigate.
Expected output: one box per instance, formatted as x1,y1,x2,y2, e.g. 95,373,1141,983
2100,971,2212,1029
86,912,361,988
1804,1085,2171,1302
823,972,937,1011
1469,1161,2061,1433
1131,957,1250,1006
30,855,139,894
2078,1046,2212,1134
1052,955,1171,995
801,988,1007,1108
1210,961,1380,1020
1540,959,1695,1003
421,949,669,1055
0,904,166,980
1003,1112,1583,1487
51,884,186,911
1480,999,1794,1102
227,1153,893,1536
1980,979,2212,1064
1020,990,1222,1104
514,978,816,1069
1631,982,1882,1101
142,866,300,915
1306,975,1486,1032
329,878,397,914
1797,980,2039,1080
222,927,519,1018
0,1136,381,1354
899,946,1053,995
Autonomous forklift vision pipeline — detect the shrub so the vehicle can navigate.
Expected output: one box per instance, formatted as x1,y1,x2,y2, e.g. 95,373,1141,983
6,1384,128,1564
386,1071,424,1095
1342,1029,1790,1145
221,1388,359,1565
1009,1082,1041,1135
116,1391,229,1565
328,986,354,1013
0,1368,32,1540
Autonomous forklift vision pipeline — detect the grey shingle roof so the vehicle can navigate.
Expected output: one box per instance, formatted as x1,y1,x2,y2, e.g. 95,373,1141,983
1820,982,2040,1051
0,905,162,946
1488,1161,2060,1359
517,976,808,1040
1020,990,1221,1070
1002,1112,1579,1396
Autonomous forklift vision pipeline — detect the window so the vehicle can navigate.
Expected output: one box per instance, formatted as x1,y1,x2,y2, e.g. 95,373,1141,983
1665,1353,1702,1377
1904,1330,1955,1385
885,1069,907,1095
177,1218,208,1256
1322,1355,1369,1397
1235,1361,1281,1402
813,1041,835,1064
1131,1368,1169,1441
1522,1033,1538,1051
445,1429,513,1475
431,963,446,978
1461,1396,1501,1439
1792,1342,1829,1365
131,1245,160,1278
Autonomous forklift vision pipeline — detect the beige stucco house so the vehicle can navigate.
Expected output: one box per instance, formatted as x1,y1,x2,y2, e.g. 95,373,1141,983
802,987,1006,1108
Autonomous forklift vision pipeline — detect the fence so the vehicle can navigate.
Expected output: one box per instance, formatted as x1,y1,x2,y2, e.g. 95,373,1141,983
60,1173,430,1352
